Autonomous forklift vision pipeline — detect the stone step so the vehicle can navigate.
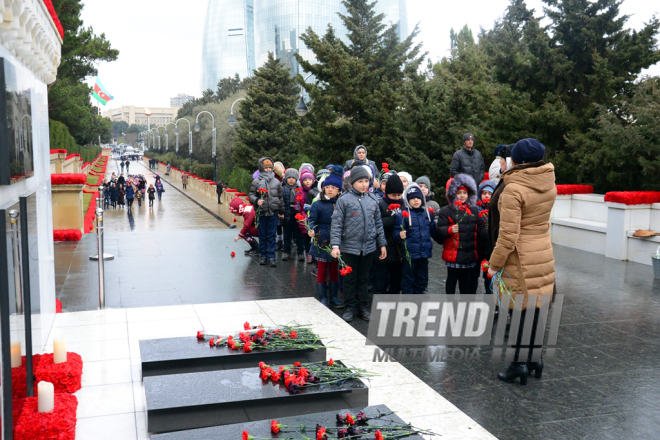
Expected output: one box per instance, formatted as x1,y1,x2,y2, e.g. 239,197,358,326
139,336,326,377
144,361,368,434
151,404,424,439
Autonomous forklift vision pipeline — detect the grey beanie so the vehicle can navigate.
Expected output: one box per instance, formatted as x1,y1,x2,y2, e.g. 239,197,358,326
350,165,371,184
463,133,474,143
284,168,299,181
415,176,431,190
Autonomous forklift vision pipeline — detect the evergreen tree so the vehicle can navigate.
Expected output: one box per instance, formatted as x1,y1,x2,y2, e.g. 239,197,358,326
566,76,660,191
49,0,119,145
296,0,424,165
233,53,303,167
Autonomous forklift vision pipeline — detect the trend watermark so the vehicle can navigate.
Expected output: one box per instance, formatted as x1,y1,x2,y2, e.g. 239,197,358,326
367,294,563,362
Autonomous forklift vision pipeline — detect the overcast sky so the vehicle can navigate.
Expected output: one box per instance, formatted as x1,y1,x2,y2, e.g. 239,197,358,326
81,0,660,111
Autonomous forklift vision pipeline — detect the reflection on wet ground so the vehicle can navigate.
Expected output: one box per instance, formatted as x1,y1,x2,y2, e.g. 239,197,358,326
54,157,660,439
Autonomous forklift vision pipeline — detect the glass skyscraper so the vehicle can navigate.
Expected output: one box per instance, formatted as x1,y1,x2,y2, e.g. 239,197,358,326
201,0,255,91
201,0,408,90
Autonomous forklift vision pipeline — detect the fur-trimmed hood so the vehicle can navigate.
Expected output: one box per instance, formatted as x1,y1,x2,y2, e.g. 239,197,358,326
446,173,478,205
402,182,431,226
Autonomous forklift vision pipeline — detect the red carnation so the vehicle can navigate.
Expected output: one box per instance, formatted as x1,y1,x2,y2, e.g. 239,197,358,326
289,330,297,339
295,213,305,221
388,203,400,211
401,211,410,218
317,427,327,440
382,162,389,169
428,208,434,213
228,340,237,349
454,201,462,207
243,341,252,352
244,321,251,330
375,430,384,440
295,187,302,192
259,361,268,370
345,413,355,425
476,201,482,206
481,260,490,272
233,218,237,223
271,421,282,434
242,431,253,440
257,328,265,337
231,251,235,257
196,331,205,340
296,195,303,201
293,362,302,367
258,188,268,194
209,338,215,347
281,332,288,339
271,371,281,381
328,358,334,366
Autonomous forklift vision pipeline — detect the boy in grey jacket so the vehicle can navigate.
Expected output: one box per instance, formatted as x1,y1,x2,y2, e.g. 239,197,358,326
331,165,387,322
249,157,285,267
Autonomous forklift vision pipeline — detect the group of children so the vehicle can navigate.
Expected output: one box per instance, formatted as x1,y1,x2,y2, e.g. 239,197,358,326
229,147,496,322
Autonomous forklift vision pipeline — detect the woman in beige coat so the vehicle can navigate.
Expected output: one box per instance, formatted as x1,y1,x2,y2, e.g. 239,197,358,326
487,138,557,385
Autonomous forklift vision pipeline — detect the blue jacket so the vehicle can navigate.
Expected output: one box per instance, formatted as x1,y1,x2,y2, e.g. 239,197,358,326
394,207,435,260
308,197,337,260
126,185,135,199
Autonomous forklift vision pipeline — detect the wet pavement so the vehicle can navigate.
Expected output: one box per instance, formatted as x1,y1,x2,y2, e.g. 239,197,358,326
54,157,660,439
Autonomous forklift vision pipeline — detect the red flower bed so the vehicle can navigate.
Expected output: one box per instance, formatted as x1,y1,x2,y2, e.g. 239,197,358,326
13,394,77,440
556,184,594,195
209,182,217,186
604,191,660,205
53,230,82,242
42,0,64,40
84,192,99,233
51,174,86,185
226,189,237,192
64,153,80,161
49,149,67,155
236,192,247,196
56,299,62,313
35,353,83,394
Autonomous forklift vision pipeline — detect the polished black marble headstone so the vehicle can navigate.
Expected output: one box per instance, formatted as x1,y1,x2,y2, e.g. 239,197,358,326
151,404,425,440
144,361,369,434
140,336,326,377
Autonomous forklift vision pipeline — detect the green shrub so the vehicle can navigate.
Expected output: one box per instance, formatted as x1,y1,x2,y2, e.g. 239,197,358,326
226,167,253,193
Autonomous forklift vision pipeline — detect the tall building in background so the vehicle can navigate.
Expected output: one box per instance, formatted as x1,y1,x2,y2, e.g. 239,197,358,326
201,0,408,90
170,93,194,108
201,0,256,91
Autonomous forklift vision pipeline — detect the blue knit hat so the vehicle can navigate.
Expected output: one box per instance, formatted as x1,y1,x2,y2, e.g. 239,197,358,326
511,138,545,164
406,186,423,201
322,165,344,189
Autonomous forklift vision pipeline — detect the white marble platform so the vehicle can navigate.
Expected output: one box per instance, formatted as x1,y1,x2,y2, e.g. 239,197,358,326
43,298,496,439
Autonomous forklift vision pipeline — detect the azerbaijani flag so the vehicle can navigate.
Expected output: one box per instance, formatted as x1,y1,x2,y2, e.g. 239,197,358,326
92,77,114,106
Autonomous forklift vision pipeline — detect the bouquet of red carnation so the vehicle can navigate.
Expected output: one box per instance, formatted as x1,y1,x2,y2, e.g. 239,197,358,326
399,211,412,265
381,162,389,173
481,260,492,278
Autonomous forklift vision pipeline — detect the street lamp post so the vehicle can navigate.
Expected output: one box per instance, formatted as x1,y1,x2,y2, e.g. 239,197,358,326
163,122,175,151
175,118,192,166
194,111,217,182
228,98,246,127
151,128,159,153
296,73,314,117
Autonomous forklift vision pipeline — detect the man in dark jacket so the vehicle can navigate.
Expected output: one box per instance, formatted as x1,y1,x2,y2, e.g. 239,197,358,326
373,174,405,295
450,133,486,186
249,157,285,267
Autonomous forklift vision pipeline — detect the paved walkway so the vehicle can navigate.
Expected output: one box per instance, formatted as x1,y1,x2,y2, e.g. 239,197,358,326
53,159,660,439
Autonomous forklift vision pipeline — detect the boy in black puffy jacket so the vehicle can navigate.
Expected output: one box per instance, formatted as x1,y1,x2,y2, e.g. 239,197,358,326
394,183,436,295
434,174,488,294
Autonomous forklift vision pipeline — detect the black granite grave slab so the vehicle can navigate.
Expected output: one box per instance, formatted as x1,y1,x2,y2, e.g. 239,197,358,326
151,404,426,439
140,336,326,377
144,361,369,434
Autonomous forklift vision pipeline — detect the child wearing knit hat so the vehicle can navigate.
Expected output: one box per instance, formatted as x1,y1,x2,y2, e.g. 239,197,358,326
297,169,317,264
373,174,405,296
308,165,345,308
281,168,304,261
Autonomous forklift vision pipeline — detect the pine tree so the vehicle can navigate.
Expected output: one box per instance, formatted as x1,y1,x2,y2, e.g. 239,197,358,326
295,0,424,165
233,53,303,167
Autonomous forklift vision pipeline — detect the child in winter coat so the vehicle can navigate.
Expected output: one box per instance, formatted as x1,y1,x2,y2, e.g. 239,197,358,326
395,183,436,294
374,174,405,295
230,196,260,255
434,174,488,294
415,176,441,222
308,165,344,308
477,180,496,294
297,169,317,263
249,157,285,267
331,165,387,322
281,168,304,261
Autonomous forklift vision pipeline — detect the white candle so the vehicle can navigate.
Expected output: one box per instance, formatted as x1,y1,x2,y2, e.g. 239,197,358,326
38,381,54,413
53,338,67,364
10,341,21,368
